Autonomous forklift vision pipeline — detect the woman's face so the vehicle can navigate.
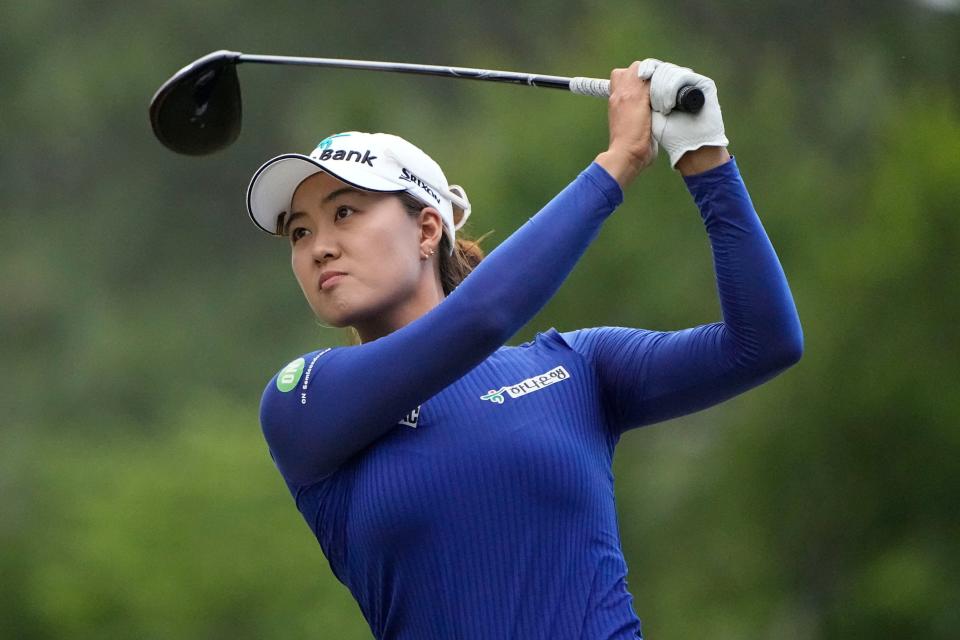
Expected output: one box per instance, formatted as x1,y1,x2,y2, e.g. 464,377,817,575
287,171,435,330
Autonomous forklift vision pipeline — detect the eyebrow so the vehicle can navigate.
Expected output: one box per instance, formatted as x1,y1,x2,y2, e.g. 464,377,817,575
321,187,368,205
281,211,306,236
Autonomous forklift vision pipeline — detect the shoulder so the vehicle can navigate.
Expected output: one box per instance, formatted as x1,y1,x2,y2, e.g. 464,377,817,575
491,328,585,357
510,328,573,350
502,327,639,353
553,327,624,351
261,347,337,402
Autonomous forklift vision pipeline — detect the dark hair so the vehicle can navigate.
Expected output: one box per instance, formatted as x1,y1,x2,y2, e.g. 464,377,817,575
398,192,489,295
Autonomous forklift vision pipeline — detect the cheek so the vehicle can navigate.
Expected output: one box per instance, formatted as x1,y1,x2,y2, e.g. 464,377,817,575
356,230,420,287
291,251,333,316
291,251,313,291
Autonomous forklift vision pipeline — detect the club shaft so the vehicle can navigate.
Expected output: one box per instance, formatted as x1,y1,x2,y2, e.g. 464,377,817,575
238,53,575,90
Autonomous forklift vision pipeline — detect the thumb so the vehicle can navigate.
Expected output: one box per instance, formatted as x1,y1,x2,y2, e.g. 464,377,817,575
636,58,663,81
651,111,668,147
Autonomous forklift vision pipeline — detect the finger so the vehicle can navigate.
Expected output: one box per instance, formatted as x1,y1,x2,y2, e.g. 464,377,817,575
610,63,649,100
608,66,630,94
650,63,705,113
637,58,663,81
636,73,651,102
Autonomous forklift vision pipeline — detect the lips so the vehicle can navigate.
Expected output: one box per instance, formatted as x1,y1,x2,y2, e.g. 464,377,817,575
318,271,347,290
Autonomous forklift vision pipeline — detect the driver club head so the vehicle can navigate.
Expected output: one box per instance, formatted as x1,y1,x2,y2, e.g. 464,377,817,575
149,50,243,155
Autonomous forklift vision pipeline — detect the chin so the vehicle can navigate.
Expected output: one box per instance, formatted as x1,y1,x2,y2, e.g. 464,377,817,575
318,316,351,329
307,287,403,333
311,308,352,328
305,298,346,327
310,298,368,330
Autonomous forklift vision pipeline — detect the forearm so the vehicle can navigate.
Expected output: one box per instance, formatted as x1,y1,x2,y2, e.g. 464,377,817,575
686,156,803,371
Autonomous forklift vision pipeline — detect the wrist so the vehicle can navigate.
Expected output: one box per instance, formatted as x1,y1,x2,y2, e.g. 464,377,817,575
594,148,644,189
676,146,731,176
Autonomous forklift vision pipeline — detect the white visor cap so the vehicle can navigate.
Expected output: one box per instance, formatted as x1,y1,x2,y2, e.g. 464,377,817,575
246,131,471,254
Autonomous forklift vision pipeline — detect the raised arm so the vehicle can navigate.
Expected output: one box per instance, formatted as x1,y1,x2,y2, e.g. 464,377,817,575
563,60,801,434
562,155,803,434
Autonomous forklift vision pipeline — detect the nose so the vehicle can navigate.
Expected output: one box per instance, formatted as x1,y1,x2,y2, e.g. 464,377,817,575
308,233,339,264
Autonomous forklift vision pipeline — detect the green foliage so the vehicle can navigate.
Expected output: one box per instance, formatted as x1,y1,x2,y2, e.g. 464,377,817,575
2,396,365,639
2,1,958,638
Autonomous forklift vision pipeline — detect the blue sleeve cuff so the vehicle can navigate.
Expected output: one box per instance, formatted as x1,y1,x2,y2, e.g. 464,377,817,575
682,155,741,195
584,158,740,204
584,162,625,209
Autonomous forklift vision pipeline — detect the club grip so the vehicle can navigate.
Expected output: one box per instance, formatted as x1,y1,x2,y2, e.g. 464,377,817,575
569,77,704,114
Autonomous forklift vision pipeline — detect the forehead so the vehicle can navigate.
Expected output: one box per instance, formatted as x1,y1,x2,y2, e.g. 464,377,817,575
291,171,357,203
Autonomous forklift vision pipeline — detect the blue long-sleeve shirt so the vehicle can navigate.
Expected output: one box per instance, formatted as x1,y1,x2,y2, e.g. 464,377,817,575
260,157,802,640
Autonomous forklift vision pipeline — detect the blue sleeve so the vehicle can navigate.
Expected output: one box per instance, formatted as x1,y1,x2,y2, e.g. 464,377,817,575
561,157,803,434
261,162,624,487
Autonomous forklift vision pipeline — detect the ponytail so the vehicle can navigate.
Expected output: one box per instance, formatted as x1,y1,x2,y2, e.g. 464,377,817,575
438,230,490,295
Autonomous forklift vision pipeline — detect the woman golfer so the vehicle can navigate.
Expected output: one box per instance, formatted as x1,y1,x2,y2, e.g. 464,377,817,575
246,59,802,639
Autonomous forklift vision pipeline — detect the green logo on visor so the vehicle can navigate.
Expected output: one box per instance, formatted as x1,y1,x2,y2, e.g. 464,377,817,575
317,133,350,151
276,358,305,393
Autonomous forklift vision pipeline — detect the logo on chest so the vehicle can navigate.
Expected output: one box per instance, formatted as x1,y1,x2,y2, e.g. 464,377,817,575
398,405,421,429
480,365,571,405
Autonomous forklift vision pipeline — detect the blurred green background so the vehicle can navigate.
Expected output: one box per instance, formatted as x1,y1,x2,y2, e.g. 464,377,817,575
3,1,958,638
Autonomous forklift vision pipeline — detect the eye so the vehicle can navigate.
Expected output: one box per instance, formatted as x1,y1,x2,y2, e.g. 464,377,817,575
335,205,355,221
289,226,310,244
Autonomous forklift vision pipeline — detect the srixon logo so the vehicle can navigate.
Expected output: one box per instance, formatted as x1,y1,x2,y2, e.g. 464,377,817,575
313,147,378,166
399,168,441,205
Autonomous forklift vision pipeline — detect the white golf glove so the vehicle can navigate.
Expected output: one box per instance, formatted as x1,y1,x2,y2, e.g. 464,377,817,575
638,59,729,169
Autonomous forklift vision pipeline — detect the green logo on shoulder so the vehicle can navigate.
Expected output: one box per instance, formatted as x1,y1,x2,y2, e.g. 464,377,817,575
277,358,306,392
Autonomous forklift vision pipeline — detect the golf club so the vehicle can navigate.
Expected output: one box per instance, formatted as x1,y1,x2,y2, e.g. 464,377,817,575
149,50,705,156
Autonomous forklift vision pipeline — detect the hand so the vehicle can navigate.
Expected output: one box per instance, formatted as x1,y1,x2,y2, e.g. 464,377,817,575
638,59,729,170
594,61,658,189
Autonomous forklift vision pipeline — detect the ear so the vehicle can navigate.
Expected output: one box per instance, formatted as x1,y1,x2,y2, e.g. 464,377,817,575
417,206,444,253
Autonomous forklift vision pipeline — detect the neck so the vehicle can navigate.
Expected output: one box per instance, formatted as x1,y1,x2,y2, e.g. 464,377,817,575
354,272,446,344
